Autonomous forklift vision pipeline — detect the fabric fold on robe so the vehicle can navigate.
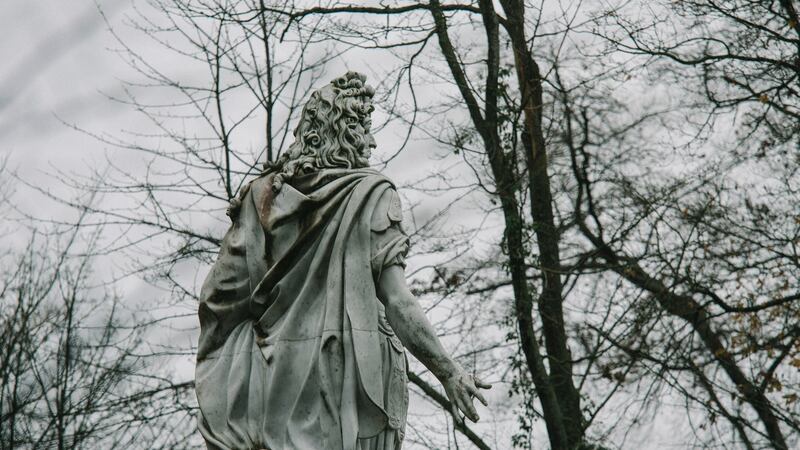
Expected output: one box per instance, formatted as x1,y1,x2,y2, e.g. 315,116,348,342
196,168,409,450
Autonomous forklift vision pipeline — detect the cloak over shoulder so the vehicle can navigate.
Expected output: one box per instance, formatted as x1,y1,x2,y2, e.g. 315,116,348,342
196,168,409,450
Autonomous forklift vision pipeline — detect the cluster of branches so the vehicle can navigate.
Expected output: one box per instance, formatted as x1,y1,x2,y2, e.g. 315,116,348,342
0,199,198,449
15,0,799,449
263,1,799,449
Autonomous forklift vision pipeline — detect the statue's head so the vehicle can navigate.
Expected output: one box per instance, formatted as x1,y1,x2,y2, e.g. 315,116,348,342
268,71,376,191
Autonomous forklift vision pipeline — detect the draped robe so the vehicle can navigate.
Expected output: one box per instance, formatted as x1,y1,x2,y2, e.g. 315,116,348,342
196,168,410,450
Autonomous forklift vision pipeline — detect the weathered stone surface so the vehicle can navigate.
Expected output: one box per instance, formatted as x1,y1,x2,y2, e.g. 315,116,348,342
196,72,489,450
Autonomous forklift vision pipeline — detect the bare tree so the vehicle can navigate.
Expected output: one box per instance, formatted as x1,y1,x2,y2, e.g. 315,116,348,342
23,7,336,446
283,1,800,449
557,2,800,448
27,1,800,449
0,220,198,449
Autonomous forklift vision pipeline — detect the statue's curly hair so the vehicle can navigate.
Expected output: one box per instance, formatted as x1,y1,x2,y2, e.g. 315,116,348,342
266,71,376,192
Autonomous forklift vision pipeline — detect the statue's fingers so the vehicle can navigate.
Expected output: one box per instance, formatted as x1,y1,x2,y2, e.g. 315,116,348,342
473,375,492,389
449,398,463,425
453,394,467,420
459,391,480,422
466,375,489,405
471,387,488,407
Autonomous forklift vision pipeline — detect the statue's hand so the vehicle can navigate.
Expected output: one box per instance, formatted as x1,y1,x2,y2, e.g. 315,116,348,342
440,366,491,423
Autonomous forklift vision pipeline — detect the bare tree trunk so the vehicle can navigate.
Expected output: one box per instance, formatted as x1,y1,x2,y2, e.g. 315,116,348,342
497,0,584,445
429,1,572,447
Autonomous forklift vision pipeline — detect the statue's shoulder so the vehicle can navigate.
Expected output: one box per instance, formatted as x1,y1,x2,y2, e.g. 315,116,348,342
370,179,403,232
226,171,275,221
343,169,401,230
315,167,394,186
364,168,396,185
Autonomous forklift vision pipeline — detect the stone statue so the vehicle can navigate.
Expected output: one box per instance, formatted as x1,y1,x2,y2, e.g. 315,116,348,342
195,71,490,450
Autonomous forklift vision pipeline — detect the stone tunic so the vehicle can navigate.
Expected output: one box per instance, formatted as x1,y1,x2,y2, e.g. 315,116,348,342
196,168,409,450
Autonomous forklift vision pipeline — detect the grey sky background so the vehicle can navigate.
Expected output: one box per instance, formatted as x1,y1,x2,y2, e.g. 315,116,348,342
0,3,512,447
0,2,704,448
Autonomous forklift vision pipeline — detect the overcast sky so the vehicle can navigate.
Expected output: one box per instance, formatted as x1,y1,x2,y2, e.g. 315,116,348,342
0,3,698,448
0,3,509,448
3,1,125,168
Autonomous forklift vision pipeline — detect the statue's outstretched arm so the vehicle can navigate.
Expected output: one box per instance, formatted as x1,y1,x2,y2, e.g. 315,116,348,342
376,265,491,423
